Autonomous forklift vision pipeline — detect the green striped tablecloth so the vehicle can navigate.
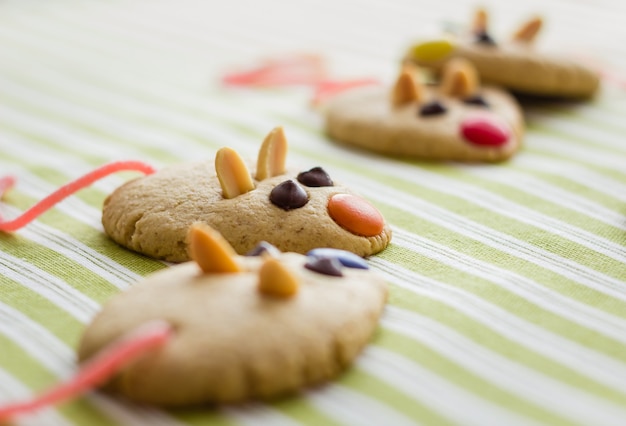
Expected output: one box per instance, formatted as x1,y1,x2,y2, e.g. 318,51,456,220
1,0,625,425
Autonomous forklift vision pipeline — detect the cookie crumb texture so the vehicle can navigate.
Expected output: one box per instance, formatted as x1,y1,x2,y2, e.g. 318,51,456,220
102,164,391,261
78,254,387,406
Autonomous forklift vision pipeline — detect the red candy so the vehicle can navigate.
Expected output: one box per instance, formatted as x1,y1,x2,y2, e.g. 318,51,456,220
328,194,384,237
460,114,511,146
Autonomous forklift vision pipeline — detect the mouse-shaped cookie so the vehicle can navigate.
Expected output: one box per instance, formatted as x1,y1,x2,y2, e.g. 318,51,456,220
324,59,524,162
405,9,600,98
78,224,388,406
102,127,391,262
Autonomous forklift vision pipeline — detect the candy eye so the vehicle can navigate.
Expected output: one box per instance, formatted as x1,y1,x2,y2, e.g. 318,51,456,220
269,180,309,210
463,94,490,108
305,256,343,277
474,31,497,46
419,100,447,117
306,248,369,270
246,241,280,257
297,167,333,187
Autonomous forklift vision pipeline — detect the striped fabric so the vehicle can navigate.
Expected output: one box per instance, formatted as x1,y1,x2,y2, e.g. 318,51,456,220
1,0,625,425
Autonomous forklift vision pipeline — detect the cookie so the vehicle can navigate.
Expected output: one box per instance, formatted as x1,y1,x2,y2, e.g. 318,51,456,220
78,224,388,406
324,59,524,162
102,127,391,262
405,9,600,98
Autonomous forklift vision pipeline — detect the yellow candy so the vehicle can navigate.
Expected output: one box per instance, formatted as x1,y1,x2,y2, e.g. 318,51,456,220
411,38,456,62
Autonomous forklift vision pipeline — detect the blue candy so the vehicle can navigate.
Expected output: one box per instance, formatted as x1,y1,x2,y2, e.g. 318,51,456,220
306,248,369,270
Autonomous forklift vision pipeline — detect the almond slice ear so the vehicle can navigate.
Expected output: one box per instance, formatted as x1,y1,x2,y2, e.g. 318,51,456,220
258,257,299,298
215,147,255,199
472,8,489,34
440,58,479,98
256,126,288,181
391,66,423,106
512,16,542,43
188,223,241,274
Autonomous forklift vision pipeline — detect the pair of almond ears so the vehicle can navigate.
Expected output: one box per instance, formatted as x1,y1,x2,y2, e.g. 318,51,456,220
189,223,298,298
392,59,480,106
216,126,287,199
473,9,543,43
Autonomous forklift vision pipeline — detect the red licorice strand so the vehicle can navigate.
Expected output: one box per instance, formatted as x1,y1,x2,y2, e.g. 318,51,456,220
311,78,382,105
0,161,156,232
0,320,173,420
222,54,327,87
223,68,327,86
0,176,16,198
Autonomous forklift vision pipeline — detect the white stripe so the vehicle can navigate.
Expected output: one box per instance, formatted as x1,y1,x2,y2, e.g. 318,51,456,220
524,133,626,173
391,228,626,341
383,306,626,425
0,252,98,322
370,257,626,393
513,154,626,202
458,165,626,230
306,385,419,426
358,347,541,426
527,112,626,152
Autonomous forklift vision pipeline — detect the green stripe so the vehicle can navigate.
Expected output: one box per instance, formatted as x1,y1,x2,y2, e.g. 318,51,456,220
0,335,116,426
387,284,626,406
0,232,118,303
375,331,582,426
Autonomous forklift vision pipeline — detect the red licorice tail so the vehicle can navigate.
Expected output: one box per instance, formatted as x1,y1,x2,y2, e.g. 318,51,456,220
0,161,156,232
311,78,381,105
221,54,328,86
0,320,173,421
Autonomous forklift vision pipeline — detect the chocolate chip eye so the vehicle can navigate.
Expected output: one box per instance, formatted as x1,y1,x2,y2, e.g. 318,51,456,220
269,180,309,210
297,167,333,187
419,100,447,117
475,31,497,46
307,248,369,270
463,95,490,108
246,241,280,257
305,256,343,277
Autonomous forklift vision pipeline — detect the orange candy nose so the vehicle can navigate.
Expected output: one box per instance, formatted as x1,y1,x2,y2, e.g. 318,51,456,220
328,194,385,237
